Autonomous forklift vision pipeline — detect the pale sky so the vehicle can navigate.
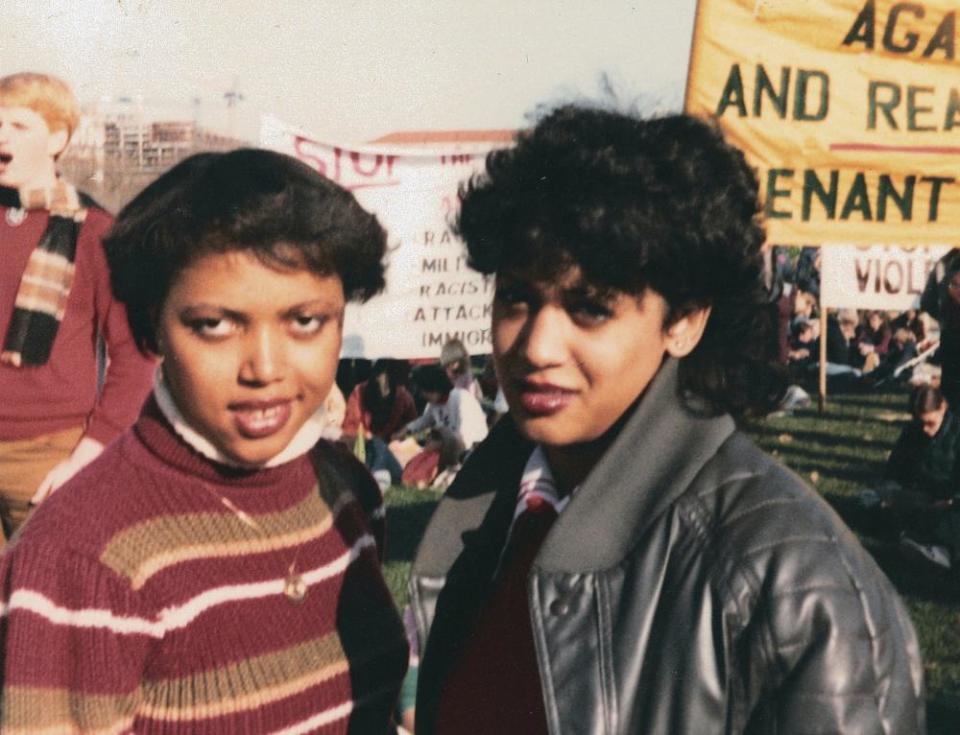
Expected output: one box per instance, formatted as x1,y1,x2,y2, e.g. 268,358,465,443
2,0,698,144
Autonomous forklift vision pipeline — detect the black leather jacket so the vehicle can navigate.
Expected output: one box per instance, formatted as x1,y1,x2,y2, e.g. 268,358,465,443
409,360,925,734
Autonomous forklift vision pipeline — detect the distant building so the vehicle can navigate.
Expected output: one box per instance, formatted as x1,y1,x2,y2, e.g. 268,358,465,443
61,102,245,212
103,117,240,172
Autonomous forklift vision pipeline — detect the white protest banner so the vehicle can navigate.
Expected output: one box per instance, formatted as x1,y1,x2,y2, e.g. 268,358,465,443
260,115,508,359
820,243,950,310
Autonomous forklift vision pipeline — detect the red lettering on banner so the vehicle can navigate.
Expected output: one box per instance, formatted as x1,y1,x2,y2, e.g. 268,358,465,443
855,255,940,295
440,154,474,165
349,152,399,178
294,136,328,176
884,260,903,293
908,259,923,295
291,136,401,190
331,147,343,181
855,258,872,291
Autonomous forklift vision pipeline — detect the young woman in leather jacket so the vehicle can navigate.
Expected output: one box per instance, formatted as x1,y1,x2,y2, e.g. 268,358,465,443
408,106,925,734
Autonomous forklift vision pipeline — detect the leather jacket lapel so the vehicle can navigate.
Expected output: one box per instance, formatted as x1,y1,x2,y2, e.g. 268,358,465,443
537,358,735,573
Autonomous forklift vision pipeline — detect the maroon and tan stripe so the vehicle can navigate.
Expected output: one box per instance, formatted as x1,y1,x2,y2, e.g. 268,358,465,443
138,632,350,721
2,686,137,735
100,490,345,589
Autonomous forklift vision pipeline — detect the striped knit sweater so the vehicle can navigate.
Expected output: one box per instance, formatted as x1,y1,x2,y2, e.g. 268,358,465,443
0,399,408,734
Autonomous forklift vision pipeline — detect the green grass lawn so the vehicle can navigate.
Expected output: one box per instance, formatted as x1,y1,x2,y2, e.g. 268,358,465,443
382,384,960,732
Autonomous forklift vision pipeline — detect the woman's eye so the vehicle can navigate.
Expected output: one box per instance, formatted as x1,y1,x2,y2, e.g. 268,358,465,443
291,314,325,335
571,301,613,326
189,318,235,338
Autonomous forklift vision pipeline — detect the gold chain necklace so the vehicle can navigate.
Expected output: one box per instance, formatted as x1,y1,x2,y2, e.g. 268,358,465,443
203,487,308,604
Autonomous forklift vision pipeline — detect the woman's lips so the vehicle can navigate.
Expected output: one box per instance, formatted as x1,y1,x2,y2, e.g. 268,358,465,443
516,383,575,416
230,400,293,439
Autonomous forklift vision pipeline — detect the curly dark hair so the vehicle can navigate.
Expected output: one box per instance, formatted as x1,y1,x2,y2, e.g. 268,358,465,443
456,105,786,417
104,148,387,354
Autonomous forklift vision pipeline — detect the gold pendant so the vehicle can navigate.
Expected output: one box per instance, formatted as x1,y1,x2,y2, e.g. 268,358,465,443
284,572,308,603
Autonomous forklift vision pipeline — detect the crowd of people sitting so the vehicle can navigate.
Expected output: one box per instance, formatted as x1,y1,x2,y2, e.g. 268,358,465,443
766,247,960,574
767,245,942,403
332,339,499,492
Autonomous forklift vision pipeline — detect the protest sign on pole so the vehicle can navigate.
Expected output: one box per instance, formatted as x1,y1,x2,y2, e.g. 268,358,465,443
686,0,960,247
261,115,510,360
820,243,950,310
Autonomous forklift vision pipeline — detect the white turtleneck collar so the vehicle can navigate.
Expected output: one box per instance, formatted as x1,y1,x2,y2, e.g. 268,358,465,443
153,369,328,470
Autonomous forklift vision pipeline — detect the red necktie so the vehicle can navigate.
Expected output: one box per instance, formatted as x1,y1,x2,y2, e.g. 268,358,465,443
435,495,558,735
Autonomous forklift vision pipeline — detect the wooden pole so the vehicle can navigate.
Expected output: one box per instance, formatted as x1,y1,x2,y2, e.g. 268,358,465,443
818,305,828,413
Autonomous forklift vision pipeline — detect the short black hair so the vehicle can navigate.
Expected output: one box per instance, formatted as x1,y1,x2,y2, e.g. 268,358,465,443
910,384,946,417
456,105,786,417
104,148,387,354
413,363,454,396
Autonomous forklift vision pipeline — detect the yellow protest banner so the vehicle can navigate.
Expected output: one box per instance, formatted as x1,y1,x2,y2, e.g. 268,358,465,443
685,0,959,246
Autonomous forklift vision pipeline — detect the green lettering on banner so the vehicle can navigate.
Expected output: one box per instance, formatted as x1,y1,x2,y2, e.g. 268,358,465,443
877,175,915,221
794,69,830,121
754,65,789,118
924,13,956,59
907,86,937,131
720,63,829,121
842,0,876,50
841,2,955,60
840,173,873,221
802,169,839,221
716,64,747,117
883,3,924,54
765,169,794,219
868,81,901,130
868,81,960,132
922,176,955,221
945,89,960,130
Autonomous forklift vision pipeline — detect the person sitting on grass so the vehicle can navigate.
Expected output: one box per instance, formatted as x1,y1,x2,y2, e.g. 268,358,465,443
884,385,960,510
786,316,817,379
861,385,960,569
860,326,920,389
439,338,484,403
856,310,892,374
342,358,418,489
395,363,488,452
393,364,489,489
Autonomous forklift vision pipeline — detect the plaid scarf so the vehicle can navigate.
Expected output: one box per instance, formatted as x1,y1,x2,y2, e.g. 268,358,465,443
1,181,89,367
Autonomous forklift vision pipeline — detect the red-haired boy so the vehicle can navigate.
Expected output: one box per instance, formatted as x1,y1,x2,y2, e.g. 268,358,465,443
0,72,154,544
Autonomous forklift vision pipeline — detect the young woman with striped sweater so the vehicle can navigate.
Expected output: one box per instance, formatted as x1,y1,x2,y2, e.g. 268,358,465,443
0,149,408,733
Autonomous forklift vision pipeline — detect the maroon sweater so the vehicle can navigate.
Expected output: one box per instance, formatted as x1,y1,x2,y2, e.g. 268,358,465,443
0,400,408,733
0,202,155,443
